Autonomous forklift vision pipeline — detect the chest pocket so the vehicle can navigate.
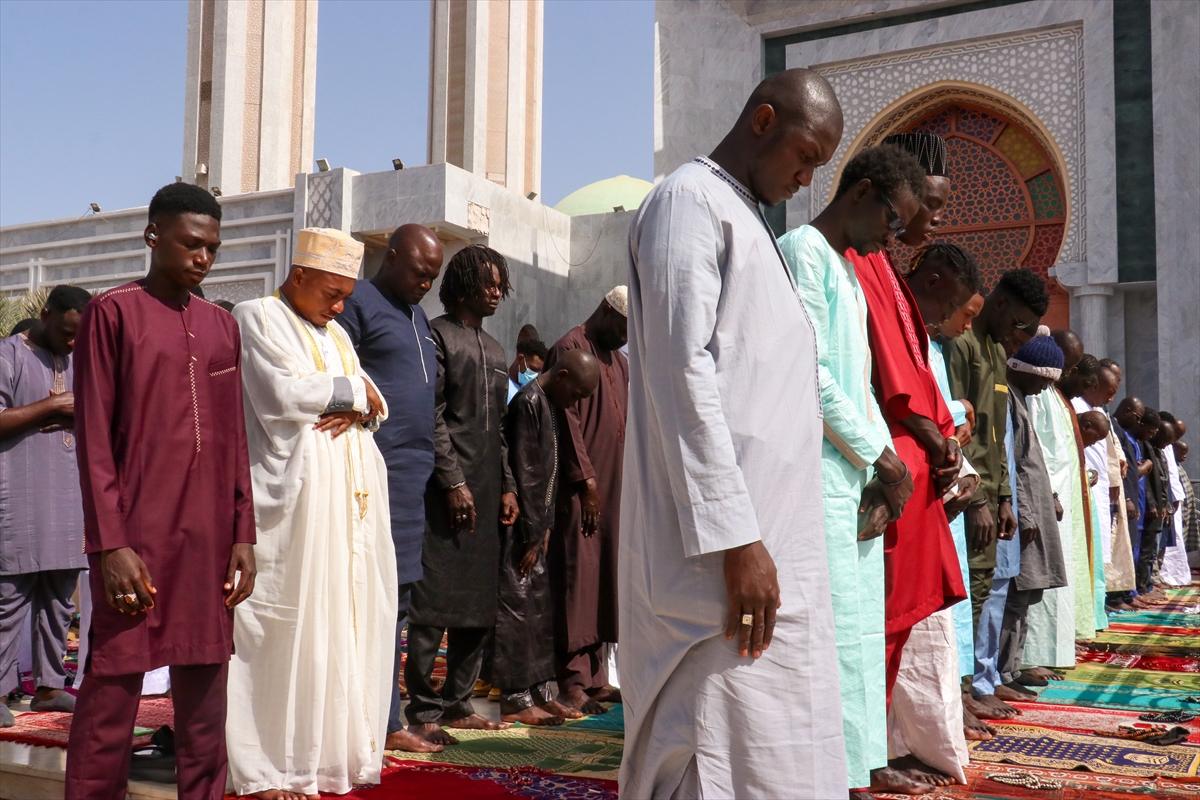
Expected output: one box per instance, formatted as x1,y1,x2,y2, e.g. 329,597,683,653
208,355,238,378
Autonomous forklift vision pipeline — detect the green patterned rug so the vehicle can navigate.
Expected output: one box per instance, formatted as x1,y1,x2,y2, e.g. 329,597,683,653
386,726,623,780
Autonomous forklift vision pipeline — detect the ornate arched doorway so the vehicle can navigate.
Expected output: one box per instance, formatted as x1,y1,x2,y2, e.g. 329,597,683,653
838,89,1072,328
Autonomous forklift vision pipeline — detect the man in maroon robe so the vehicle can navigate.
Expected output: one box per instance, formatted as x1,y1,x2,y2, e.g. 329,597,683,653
545,287,628,714
66,183,256,799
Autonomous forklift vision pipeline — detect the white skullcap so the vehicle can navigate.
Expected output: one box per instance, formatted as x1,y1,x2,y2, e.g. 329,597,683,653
605,285,628,317
293,228,363,280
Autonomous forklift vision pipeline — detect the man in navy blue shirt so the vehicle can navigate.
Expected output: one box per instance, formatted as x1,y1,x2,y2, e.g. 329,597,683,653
338,223,444,753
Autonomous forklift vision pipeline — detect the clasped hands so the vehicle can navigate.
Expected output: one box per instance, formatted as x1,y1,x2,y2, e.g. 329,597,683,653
857,447,917,541
314,381,384,438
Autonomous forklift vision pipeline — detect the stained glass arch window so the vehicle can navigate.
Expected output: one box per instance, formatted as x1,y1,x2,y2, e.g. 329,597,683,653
882,103,1070,320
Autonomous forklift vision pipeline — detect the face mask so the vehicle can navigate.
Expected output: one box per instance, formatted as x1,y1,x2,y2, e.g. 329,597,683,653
518,368,539,386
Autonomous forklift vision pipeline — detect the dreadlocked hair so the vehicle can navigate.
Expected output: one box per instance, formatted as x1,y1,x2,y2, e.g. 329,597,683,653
909,242,980,293
439,244,511,312
834,144,927,203
997,269,1050,316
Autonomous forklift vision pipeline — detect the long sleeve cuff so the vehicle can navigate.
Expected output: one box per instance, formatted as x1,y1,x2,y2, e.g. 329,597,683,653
324,376,359,413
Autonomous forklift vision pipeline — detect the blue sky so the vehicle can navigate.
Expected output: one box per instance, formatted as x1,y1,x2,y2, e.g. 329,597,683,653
0,0,653,227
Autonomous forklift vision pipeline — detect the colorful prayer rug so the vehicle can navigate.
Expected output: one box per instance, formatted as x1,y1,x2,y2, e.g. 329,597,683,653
876,762,1200,799
376,760,618,800
385,726,624,781
1079,649,1200,673
968,723,1200,777
0,697,171,749
1006,700,1200,740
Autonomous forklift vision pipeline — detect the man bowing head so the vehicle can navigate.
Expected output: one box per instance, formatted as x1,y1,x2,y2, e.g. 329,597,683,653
228,228,397,799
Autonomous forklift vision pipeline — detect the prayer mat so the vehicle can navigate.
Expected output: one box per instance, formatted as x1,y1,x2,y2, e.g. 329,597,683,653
376,760,618,800
1083,639,1200,659
1080,649,1200,673
1004,700,1200,741
1035,678,1200,712
875,762,1200,799
385,725,624,780
561,702,623,732
1107,622,1200,637
968,723,1200,777
0,696,172,749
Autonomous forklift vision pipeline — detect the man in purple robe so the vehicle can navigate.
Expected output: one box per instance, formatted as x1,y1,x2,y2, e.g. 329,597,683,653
0,285,93,727
65,183,257,799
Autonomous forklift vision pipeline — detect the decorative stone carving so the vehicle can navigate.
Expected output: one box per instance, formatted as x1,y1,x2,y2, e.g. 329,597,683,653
467,202,491,236
804,24,1085,261
306,173,337,229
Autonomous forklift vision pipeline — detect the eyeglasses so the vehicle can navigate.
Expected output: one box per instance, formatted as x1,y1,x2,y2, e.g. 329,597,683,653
879,189,906,238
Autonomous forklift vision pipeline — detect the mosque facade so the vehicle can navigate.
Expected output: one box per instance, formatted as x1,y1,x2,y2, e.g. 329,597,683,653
1,0,1196,433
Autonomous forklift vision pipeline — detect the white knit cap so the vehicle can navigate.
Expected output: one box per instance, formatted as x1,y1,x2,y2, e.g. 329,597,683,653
604,285,628,317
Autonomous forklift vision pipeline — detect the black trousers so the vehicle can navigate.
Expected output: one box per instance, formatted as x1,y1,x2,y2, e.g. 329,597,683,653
386,583,414,735
499,680,554,715
403,623,489,725
1135,527,1162,595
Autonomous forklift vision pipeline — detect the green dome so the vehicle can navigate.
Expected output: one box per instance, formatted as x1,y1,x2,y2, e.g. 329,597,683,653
553,175,654,216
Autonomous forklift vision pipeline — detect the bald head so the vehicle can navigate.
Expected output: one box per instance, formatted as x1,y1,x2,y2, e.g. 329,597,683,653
377,224,443,305
1115,395,1145,428
1051,329,1083,370
710,68,844,207
741,69,842,134
542,349,600,409
1078,410,1110,447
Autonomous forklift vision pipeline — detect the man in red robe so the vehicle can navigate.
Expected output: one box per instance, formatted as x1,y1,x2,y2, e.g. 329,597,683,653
545,287,628,714
66,183,256,799
851,133,977,788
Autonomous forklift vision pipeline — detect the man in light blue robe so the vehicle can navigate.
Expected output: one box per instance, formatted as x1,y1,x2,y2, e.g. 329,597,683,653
779,143,927,793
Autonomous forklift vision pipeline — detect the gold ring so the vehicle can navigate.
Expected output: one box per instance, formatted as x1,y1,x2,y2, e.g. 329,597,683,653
741,614,754,626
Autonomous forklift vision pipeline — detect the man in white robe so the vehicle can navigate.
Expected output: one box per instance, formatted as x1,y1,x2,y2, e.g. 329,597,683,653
620,68,850,799
228,228,398,799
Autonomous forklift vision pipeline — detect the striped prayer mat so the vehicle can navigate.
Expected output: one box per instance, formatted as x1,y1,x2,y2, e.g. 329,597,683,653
386,726,624,781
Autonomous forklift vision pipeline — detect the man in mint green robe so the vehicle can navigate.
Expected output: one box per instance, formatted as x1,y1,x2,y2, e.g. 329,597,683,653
1023,386,1089,667
780,224,894,789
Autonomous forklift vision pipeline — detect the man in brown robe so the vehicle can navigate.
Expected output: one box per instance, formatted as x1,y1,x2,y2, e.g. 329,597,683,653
66,183,256,798
546,286,629,713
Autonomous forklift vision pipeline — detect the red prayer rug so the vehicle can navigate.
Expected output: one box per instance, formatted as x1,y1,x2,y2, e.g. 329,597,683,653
257,760,619,800
1079,649,1200,673
0,696,172,749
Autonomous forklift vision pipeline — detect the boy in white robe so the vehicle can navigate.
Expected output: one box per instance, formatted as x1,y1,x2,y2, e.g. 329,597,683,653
228,228,398,799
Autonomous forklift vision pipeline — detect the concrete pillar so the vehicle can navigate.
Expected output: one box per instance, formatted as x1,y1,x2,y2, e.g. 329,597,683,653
182,0,318,195
428,0,542,197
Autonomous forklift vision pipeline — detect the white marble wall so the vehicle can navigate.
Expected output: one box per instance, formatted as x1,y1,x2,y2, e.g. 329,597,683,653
1151,0,1200,436
0,188,296,305
653,0,760,179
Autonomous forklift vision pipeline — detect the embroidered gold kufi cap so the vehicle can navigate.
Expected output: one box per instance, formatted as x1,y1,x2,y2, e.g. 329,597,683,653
605,285,628,317
293,227,364,280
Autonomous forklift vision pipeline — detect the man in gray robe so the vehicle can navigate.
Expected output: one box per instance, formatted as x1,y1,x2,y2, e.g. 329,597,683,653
621,68,850,799
999,335,1069,694
0,285,92,725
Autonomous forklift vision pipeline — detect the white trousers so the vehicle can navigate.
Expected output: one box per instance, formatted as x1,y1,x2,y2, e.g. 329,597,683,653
887,609,968,783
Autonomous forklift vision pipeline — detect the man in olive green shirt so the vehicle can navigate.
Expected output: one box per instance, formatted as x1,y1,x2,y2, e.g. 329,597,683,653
944,270,1048,622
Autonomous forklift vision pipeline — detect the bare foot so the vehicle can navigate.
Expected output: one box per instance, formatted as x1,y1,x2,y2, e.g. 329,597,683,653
869,766,933,795
248,790,310,800
558,689,606,716
972,693,1020,719
502,706,564,726
409,722,458,746
849,792,877,800
540,699,584,720
385,728,444,753
586,685,622,704
995,683,1035,702
890,755,957,787
1024,666,1064,681
963,708,995,741
447,713,509,731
